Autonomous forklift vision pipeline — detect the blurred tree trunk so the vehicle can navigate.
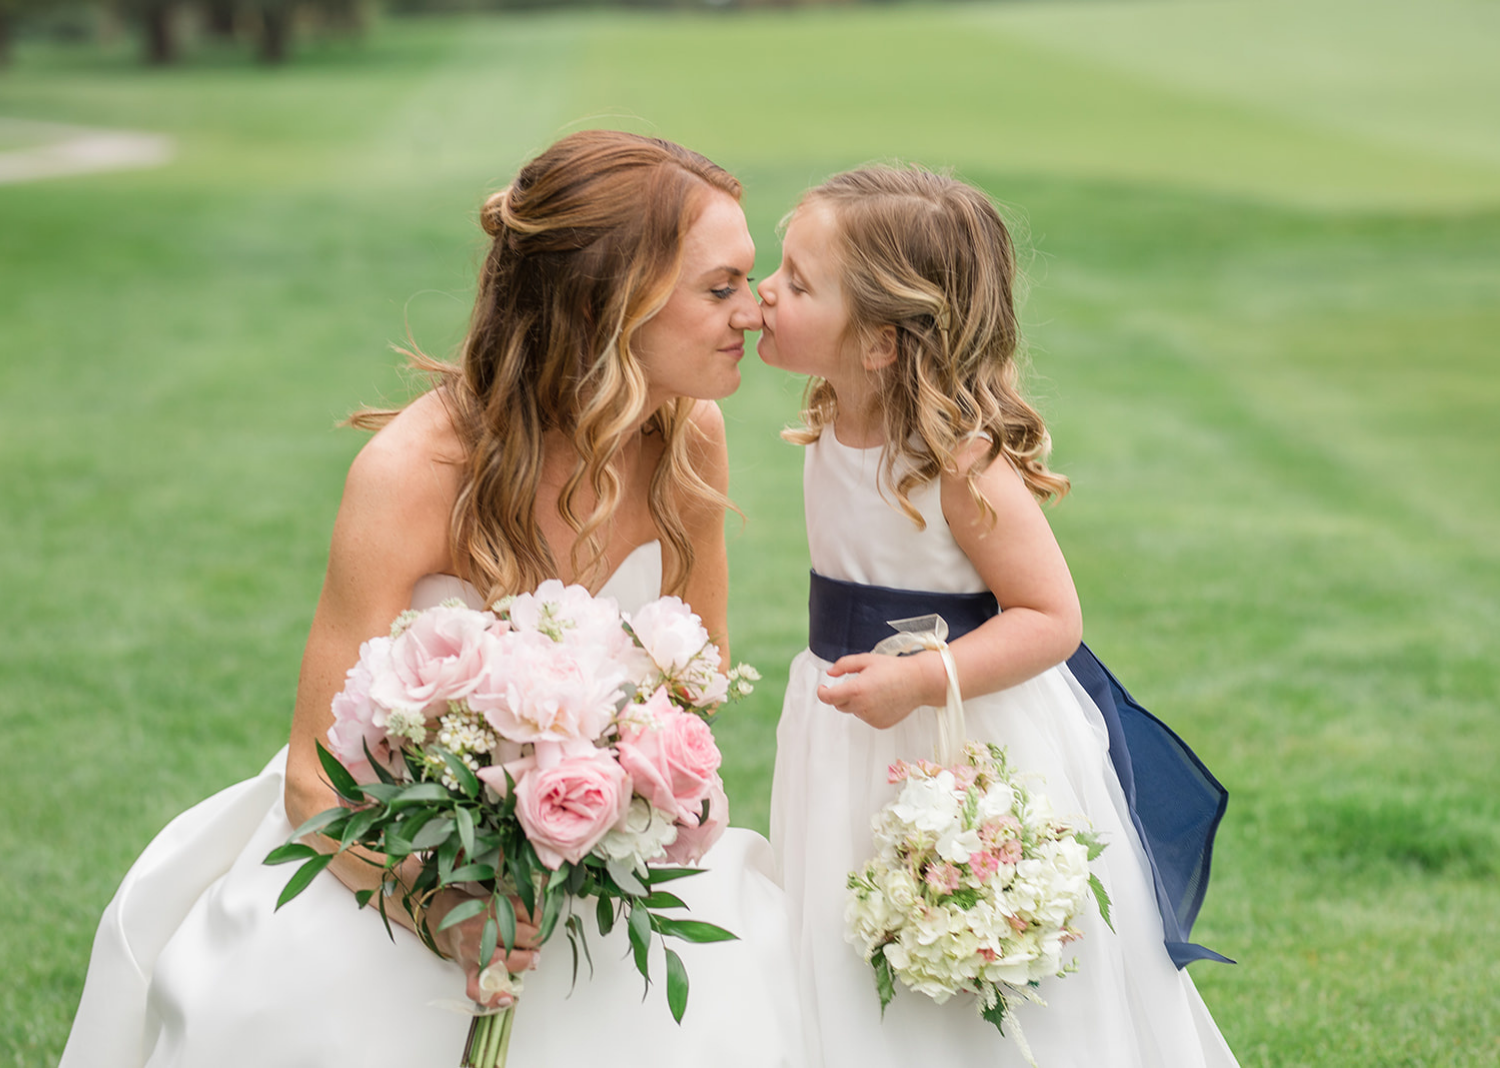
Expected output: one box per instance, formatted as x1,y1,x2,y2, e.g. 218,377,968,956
204,0,236,38
257,2,291,63
141,1,176,64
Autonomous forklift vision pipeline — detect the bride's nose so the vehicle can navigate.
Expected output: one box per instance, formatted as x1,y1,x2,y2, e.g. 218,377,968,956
732,292,763,331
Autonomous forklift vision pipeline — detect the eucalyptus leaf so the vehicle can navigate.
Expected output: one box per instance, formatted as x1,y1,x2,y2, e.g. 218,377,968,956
392,782,451,806
410,817,455,852
645,867,705,885
639,890,688,911
286,806,347,843
494,892,517,953
263,842,318,866
665,947,689,1023
340,807,383,850
315,741,364,803
435,895,488,932
447,862,497,884
275,853,333,910
606,859,648,897
362,738,397,786
455,806,476,859
627,901,652,982
480,915,498,969
596,895,615,937
650,917,738,943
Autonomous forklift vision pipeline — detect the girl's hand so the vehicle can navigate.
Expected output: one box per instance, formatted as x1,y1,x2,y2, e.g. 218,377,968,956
816,651,947,730
428,888,541,1008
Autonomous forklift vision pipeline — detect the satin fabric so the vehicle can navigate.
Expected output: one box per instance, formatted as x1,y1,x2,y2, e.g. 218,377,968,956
62,543,812,1068
770,432,1239,1067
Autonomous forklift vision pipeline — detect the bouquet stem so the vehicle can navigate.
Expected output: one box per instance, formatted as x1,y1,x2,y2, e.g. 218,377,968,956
461,1005,515,1068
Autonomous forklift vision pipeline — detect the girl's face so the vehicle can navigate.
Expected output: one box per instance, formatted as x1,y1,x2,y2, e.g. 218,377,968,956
756,202,857,381
634,191,760,409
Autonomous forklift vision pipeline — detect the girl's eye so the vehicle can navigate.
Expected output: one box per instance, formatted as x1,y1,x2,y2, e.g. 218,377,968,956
787,279,806,295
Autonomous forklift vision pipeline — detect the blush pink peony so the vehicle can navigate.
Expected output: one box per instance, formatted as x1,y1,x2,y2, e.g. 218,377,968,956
470,631,624,746
512,750,631,869
326,636,394,783
369,605,495,713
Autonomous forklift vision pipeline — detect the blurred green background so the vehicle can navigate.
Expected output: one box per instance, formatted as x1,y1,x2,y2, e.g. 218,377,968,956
2,1,1497,1064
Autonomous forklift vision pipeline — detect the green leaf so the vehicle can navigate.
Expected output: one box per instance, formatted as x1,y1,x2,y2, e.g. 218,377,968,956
392,782,452,806
664,946,689,1024
650,917,738,944
359,782,402,804
479,915,498,969
596,894,615,937
639,890,688,911
410,817,455,852
569,912,594,982
508,847,537,918
494,892,517,953
455,806,476,860
435,895,488,932
286,805,348,843
1089,873,1114,932
382,828,414,858
263,842,319,866
354,888,374,908
538,881,564,943
606,859,648,897
363,739,397,786
316,741,365,803
438,749,481,799
447,862,497,884
340,807,383,850
980,996,1008,1036
646,866,705,886
873,947,897,1018
627,901,652,982
275,853,333,910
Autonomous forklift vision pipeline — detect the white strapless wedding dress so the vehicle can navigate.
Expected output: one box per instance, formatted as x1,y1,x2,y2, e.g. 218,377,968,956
62,543,811,1068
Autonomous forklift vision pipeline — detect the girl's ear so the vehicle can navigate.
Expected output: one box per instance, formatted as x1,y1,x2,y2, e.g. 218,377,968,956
862,325,898,372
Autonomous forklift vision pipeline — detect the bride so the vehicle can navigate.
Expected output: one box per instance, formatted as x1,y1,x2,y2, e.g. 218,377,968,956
60,130,810,1068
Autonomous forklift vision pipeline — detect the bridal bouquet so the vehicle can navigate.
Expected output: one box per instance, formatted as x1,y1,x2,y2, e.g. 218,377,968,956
266,580,758,1068
846,742,1111,1065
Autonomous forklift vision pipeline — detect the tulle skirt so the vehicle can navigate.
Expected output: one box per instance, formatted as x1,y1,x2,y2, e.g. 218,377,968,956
62,748,810,1068
770,651,1239,1068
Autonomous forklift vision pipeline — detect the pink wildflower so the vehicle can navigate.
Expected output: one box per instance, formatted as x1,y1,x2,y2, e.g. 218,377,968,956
969,850,1002,882
999,838,1024,865
951,764,980,788
924,862,962,895
1008,913,1029,933
887,761,910,784
977,947,999,962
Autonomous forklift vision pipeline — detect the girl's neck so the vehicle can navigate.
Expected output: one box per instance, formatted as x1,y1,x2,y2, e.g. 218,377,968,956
829,395,886,450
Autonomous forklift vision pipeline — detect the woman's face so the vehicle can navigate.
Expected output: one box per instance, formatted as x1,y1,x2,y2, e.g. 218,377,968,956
755,201,855,382
634,191,760,408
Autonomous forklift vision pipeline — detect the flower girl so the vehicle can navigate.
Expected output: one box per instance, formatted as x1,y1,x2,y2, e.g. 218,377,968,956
759,166,1240,1066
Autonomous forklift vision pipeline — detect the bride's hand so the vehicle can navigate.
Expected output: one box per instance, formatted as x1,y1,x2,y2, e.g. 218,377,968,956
428,888,541,1008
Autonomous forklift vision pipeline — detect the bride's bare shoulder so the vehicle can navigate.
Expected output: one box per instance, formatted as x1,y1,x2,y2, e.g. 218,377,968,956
335,391,465,573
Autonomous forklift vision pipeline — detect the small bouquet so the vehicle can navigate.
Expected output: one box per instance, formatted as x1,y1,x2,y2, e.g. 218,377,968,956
846,742,1112,1065
266,580,759,1068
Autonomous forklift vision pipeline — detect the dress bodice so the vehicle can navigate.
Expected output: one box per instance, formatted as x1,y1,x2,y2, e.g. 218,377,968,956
803,431,987,594
409,540,664,614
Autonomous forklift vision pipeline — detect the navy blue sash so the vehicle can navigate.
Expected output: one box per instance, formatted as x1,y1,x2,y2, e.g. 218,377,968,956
808,569,1233,968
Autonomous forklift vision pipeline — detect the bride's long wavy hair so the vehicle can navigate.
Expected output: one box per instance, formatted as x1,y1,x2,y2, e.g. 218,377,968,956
783,165,1068,525
354,131,741,601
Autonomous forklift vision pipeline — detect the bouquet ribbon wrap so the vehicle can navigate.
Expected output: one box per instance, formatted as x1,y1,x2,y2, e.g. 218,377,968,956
870,614,966,766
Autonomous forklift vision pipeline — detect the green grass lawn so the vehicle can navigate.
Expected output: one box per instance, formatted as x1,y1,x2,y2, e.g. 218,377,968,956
2,2,1497,1064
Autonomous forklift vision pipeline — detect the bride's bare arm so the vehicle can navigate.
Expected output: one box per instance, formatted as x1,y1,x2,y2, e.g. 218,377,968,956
283,395,537,999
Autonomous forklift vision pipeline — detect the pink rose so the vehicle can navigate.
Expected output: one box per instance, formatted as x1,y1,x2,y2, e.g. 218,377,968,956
327,637,393,783
615,688,722,821
369,605,495,713
663,775,728,865
512,751,631,870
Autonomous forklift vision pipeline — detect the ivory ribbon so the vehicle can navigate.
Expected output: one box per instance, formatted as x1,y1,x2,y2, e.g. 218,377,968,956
871,614,965,766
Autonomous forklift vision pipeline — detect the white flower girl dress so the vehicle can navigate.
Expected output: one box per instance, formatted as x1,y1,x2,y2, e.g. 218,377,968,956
62,542,810,1068
771,432,1240,1067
